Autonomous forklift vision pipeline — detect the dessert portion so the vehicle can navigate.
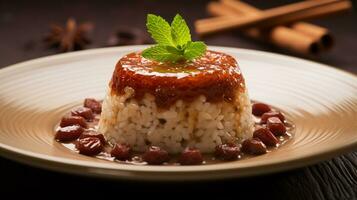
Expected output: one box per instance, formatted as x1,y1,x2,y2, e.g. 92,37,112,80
54,14,294,165
56,99,293,165
98,50,253,154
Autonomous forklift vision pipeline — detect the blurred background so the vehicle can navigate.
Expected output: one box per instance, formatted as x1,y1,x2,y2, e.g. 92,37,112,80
0,0,356,73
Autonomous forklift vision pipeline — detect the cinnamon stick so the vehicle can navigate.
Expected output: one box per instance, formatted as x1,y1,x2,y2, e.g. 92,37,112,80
291,23,333,50
220,0,334,50
195,0,351,36
207,2,320,55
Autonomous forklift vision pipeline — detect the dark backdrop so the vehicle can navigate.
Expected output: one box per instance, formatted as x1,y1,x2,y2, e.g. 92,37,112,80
1,0,356,73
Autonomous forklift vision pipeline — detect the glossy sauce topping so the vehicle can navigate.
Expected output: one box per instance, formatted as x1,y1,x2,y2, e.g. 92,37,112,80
110,50,245,108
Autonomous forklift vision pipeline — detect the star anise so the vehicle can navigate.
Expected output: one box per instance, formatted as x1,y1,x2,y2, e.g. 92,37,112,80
44,18,93,52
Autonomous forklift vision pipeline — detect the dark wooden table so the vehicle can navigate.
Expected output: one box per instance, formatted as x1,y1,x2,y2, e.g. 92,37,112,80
0,0,356,198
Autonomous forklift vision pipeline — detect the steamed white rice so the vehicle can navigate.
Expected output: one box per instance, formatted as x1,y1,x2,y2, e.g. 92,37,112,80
98,86,254,153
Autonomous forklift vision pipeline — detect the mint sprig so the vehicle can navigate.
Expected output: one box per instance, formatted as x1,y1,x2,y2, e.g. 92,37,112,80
171,14,191,46
142,14,207,63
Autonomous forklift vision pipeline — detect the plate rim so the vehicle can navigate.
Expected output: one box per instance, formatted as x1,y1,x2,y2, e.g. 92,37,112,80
0,45,356,180
1,45,356,79
0,137,356,181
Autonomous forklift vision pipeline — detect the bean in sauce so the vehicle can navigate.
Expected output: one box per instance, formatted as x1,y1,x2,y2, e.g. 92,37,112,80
267,117,287,136
215,143,240,161
84,98,102,114
142,146,170,165
241,138,267,155
261,111,285,124
178,147,203,165
60,115,87,128
76,137,103,156
79,130,106,144
253,127,279,147
111,143,131,161
71,107,94,121
252,103,271,116
55,125,84,142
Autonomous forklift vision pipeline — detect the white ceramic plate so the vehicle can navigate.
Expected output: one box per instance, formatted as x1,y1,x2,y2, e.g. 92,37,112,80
0,45,356,181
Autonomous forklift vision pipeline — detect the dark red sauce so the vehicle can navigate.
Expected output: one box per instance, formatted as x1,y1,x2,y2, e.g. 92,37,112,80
56,99,294,165
110,51,245,109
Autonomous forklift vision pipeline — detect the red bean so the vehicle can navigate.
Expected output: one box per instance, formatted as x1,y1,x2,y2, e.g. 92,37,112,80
241,138,267,155
178,147,203,165
261,111,285,124
215,143,240,160
76,137,103,156
84,98,102,114
60,115,87,128
267,117,286,136
55,125,84,142
71,107,93,121
253,127,279,147
111,143,131,161
252,103,271,116
142,146,169,165
79,130,106,144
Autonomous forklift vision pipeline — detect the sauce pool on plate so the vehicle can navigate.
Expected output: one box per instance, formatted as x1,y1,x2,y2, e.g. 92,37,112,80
55,98,294,165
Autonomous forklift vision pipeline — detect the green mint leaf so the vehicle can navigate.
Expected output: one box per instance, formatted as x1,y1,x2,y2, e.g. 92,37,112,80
171,14,191,46
143,14,207,63
183,41,207,60
146,14,175,46
166,45,184,55
142,45,184,62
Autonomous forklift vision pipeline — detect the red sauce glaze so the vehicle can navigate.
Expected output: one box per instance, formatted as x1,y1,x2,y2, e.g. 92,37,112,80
110,50,245,109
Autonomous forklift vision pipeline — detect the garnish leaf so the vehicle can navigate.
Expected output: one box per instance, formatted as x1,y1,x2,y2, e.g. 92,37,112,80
143,13,207,63
146,14,175,46
171,14,191,46
142,45,184,62
184,41,207,60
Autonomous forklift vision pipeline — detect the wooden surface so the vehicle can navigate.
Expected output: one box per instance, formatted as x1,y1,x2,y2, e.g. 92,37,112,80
0,0,356,198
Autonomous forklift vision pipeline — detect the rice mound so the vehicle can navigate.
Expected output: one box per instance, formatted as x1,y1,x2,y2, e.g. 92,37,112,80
98,86,254,154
